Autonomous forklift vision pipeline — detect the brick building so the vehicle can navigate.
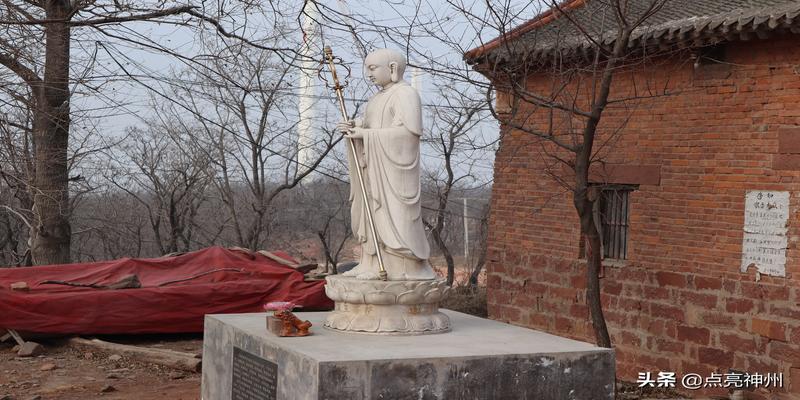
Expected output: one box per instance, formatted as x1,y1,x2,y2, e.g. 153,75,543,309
465,0,800,397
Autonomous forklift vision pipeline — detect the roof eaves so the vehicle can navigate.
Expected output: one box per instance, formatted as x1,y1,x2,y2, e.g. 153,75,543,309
467,1,800,67
463,0,587,61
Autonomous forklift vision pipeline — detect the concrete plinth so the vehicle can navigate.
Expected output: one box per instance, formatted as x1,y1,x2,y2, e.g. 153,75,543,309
201,310,615,400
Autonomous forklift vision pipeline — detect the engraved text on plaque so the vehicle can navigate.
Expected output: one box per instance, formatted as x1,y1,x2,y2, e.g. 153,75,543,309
231,347,277,400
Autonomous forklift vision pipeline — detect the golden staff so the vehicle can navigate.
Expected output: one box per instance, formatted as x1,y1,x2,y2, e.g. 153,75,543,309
323,46,388,281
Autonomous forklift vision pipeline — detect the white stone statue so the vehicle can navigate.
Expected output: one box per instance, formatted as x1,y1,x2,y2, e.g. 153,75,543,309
324,47,450,335
337,49,435,281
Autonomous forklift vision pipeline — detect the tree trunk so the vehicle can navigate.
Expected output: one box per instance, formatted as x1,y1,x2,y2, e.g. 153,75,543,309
568,27,632,349
30,1,72,265
431,229,455,286
317,230,336,272
574,134,611,348
468,250,485,287
576,197,611,348
468,208,489,286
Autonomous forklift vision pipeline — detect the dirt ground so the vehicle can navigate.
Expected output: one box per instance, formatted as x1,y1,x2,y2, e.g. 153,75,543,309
0,334,201,400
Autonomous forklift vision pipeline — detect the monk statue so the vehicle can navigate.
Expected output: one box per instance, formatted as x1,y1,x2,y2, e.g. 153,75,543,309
336,49,435,281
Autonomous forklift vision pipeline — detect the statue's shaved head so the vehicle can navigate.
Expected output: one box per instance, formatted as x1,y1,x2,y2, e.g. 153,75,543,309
365,49,407,80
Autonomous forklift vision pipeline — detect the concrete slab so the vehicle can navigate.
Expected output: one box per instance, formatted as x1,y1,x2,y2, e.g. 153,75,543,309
202,310,615,400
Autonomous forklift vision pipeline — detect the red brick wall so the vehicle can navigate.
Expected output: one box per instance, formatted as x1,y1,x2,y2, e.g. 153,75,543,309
486,35,800,398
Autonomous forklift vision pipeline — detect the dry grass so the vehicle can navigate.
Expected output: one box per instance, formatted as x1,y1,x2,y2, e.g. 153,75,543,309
441,284,487,318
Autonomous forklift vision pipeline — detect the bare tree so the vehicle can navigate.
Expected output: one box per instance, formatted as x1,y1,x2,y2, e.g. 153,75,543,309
468,201,490,287
0,49,37,265
306,178,352,273
105,125,212,255
153,41,343,251
0,188,31,266
422,84,489,286
464,0,671,347
0,0,306,264
70,191,148,260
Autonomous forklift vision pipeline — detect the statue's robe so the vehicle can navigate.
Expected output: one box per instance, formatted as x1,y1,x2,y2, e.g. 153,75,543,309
347,80,430,267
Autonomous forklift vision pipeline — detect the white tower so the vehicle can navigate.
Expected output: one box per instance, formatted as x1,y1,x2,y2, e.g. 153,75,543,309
410,65,422,93
297,2,319,177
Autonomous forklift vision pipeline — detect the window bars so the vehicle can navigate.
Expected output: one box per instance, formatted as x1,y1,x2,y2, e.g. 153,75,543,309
597,186,633,260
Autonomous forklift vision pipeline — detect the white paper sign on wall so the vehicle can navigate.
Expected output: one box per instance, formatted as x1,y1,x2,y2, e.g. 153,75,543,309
740,191,789,277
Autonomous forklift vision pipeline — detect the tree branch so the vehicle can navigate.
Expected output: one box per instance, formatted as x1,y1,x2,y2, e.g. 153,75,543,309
0,52,41,89
0,6,192,25
1,205,33,230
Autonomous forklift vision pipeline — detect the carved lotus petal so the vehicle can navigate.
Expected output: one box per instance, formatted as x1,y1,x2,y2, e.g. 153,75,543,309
416,283,432,294
324,285,341,301
409,315,435,332
384,282,406,293
349,314,380,332
396,290,423,304
364,290,397,305
423,288,442,303
324,313,354,330
440,285,451,300
343,290,366,304
378,315,408,332
431,313,451,330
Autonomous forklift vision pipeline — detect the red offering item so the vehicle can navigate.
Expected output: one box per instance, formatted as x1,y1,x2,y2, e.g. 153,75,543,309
0,247,332,334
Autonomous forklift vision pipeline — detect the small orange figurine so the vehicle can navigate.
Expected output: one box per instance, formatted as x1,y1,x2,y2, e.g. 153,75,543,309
264,302,312,337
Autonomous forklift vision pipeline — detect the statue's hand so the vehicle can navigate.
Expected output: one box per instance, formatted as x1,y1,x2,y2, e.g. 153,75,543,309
337,120,354,135
344,127,365,140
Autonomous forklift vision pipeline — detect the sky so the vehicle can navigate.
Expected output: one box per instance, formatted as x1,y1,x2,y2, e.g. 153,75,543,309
64,0,543,187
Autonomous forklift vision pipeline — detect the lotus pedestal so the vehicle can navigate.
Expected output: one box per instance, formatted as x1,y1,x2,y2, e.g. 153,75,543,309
323,275,451,335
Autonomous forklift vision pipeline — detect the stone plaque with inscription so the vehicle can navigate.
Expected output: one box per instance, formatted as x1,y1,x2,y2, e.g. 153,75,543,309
231,347,277,400
741,190,789,277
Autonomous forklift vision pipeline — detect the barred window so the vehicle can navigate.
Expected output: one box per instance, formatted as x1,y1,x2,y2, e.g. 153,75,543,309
596,186,634,260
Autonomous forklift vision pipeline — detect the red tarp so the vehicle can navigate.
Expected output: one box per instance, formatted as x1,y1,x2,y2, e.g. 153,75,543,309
0,247,332,334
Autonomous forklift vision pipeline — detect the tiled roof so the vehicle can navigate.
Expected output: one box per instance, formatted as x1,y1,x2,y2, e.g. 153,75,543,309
465,0,800,65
